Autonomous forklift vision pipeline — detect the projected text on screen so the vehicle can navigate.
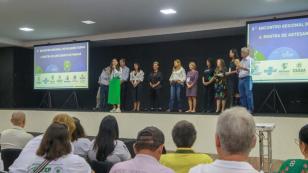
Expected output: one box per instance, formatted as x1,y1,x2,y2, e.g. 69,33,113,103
34,42,89,89
247,17,308,83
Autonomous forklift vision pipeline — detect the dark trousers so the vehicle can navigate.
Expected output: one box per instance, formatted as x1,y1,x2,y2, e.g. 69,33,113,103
149,88,161,109
131,83,143,102
227,78,239,107
99,85,108,110
238,76,254,113
203,85,215,112
121,81,128,110
168,83,183,111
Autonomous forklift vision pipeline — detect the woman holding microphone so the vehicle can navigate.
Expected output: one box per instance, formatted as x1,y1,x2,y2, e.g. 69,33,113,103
108,58,122,113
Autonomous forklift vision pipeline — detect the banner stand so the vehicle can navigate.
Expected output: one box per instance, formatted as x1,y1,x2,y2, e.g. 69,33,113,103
39,91,52,108
258,85,287,113
62,91,79,108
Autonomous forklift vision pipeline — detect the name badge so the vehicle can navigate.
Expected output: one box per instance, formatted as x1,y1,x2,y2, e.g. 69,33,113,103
186,77,190,82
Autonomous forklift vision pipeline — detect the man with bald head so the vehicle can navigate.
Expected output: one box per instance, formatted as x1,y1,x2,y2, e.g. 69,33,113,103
0,112,33,150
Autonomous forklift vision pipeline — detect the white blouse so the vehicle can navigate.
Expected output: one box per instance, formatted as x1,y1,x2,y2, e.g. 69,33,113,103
88,139,131,164
27,154,92,173
130,70,144,82
72,138,91,158
111,67,123,79
169,67,186,84
9,135,75,173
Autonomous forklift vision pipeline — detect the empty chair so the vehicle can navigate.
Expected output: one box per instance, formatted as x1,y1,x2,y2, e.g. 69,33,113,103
120,138,136,158
90,160,113,173
1,148,22,171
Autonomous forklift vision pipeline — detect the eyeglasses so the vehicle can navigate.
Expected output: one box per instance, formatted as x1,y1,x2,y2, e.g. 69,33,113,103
294,138,300,145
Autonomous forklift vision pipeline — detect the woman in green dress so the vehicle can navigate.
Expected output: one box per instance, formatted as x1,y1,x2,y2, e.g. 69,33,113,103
278,124,308,173
108,58,122,113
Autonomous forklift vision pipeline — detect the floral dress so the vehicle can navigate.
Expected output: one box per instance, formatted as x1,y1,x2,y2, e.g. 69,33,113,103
278,159,308,173
214,67,227,100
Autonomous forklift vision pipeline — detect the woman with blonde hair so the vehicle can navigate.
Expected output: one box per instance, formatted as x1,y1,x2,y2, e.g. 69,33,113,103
186,61,199,112
168,59,186,112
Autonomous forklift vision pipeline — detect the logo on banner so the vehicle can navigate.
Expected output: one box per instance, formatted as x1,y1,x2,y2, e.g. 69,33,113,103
293,62,306,73
278,63,290,73
264,66,277,75
43,78,49,84
57,75,63,83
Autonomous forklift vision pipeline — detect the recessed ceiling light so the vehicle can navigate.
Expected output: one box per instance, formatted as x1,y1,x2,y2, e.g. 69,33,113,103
81,20,96,24
19,27,34,32
160,8,176,15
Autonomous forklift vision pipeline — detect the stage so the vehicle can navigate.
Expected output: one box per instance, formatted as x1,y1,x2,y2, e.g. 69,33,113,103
0,108,306,170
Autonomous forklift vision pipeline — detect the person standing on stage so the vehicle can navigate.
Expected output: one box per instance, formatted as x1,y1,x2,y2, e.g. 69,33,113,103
168,59,186,112
130,63,144,111
185,61,199,113
202,58,215,113
120,58,130,111
211,58,227,113
98,66,111,111
108,58,122,113
238,47,254,113
148,61,163,111
226,49,240,107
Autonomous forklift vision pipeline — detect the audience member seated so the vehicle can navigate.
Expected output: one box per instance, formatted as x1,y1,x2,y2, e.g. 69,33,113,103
0,112,33,150
0,158,3,171
189,107,258,173
278,124,308,173
9,113,76,173
27,122,92,173
110,126,175,173
72,117,91,158
88,115,131,164
160,120,213,173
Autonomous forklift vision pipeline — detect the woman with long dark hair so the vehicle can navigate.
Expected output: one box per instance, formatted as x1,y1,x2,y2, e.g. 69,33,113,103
130,62,144,111
108,58,122,113
202,58,216,113
226,48,240,107
88,115,131,163
27,123,92,173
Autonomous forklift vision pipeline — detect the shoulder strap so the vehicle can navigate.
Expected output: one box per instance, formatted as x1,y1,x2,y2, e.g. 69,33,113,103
33,160,51,173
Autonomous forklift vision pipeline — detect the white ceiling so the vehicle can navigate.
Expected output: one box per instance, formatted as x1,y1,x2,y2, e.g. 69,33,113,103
0,0,308,47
